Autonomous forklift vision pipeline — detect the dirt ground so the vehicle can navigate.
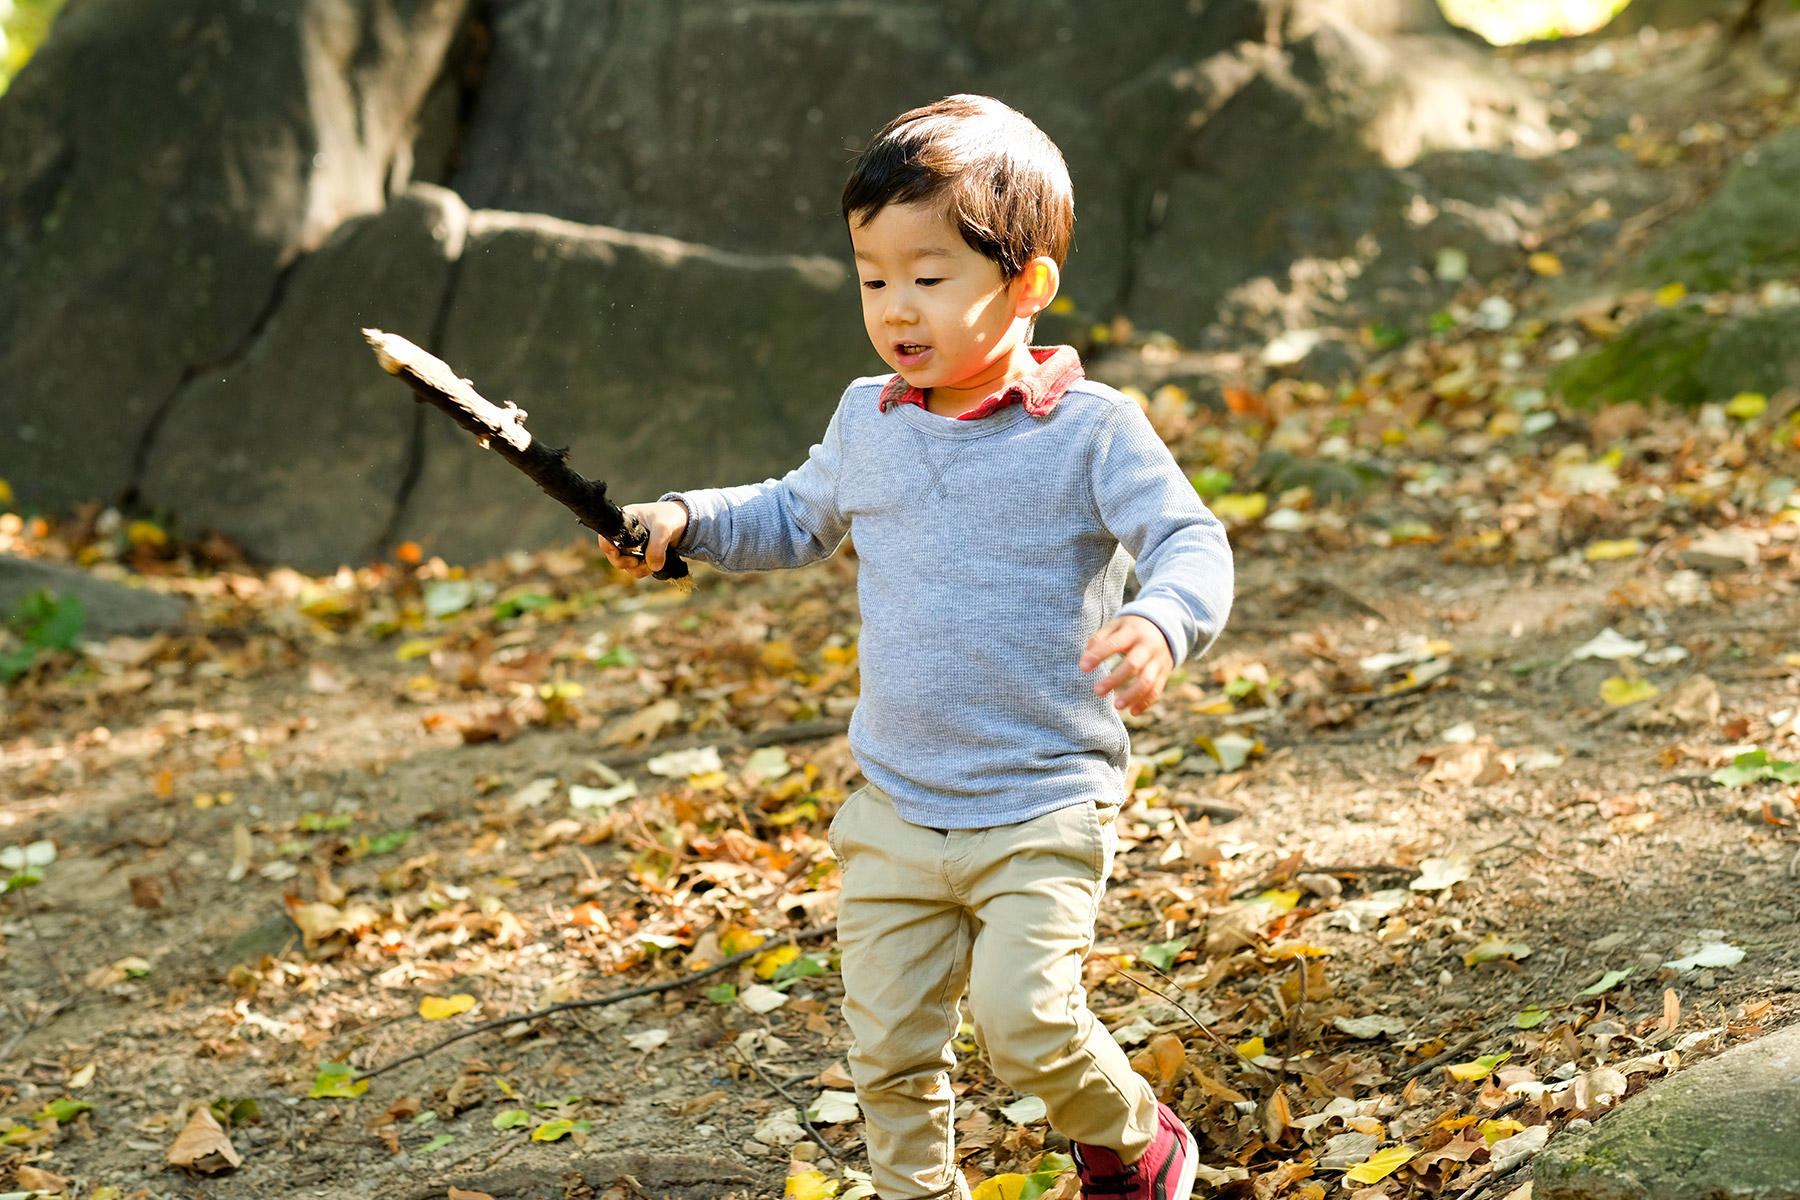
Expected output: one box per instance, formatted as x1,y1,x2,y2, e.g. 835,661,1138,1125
3,14,1800,1200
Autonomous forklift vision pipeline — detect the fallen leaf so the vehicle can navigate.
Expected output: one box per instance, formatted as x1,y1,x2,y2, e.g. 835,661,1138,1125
448,1189,498,1200
16,1164,69,1192
603,698,681,747
1464,933,1533,967
1664,942,1745,971
1600,676,1659,706
806,1090,861,1124
1343,1145,1417,1184
1411,857,1473,891
1000,1094,1048,1124
166,1105,242,1172
740,983,789,1014
419,993,477,1020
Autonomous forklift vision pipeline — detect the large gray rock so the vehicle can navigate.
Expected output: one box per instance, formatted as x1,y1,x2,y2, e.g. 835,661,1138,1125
0,557,187,637
1637,127,1800,291
1536,1023,1800,1200
395,210,876,564
0,0,467,516
1551,303,1800,409
138,185,467,569
0,0,1552,565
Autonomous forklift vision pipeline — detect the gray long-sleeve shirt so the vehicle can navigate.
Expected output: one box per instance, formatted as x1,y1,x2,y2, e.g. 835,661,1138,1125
667,374,1234,829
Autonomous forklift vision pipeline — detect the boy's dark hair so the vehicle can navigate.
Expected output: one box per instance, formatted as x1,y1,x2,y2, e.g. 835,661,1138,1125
841,95,1073,281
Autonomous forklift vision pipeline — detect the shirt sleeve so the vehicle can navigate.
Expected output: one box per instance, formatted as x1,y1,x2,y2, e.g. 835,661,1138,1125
662,393,851,572
1088,404,1234,663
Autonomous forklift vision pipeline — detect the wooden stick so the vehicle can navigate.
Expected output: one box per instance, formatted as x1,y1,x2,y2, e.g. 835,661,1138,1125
352,921,836,1084
362,329,689,582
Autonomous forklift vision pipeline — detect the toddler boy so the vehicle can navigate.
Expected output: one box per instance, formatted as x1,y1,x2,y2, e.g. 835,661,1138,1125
602,95,1232,1200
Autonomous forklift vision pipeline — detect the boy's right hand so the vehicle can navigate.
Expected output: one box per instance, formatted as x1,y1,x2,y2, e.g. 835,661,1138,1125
600,500,689,579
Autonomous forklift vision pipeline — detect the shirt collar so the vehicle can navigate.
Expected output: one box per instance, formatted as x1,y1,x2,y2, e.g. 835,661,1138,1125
877,345,1085,420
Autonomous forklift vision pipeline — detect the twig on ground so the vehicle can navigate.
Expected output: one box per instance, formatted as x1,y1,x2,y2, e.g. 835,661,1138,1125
353,921,837,1084
1396,1032,1485,1082
0,995,79,1064
18,890,75,1001
731,1042,843,1169
1461,1157,1530,1200
1110,961,1260,1073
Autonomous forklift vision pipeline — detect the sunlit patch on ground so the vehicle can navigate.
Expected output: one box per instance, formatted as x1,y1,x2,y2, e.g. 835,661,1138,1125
1441,0,1632,45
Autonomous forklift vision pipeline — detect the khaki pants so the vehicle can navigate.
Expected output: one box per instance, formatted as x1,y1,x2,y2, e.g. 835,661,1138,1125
828,784,1158,1200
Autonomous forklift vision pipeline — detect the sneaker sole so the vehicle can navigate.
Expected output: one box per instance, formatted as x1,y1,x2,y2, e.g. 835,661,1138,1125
1169,1118,1199,1200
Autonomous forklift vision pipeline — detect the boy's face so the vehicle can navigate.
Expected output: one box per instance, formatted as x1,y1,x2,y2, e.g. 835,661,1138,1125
849,201,1048,401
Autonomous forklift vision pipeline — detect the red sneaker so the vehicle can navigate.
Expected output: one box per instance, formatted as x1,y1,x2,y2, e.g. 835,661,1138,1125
1071,1102,1199,1200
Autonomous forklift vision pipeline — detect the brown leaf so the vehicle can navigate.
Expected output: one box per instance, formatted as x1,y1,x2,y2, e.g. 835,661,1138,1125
448,1189,498,1200
129,873,165,910
15,1165,68,1192
167,1104,242,1172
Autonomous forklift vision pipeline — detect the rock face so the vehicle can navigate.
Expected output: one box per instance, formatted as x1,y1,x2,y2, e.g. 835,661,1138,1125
0,0,468,519
1,0,1551,565
1535,1023,1800,1200
140,185,466,568
1637,127,1800,291
1551,304,1800,409
400,209,875,565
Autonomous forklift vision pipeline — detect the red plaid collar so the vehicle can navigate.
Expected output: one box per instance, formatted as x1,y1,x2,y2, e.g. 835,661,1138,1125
877,345,1084,420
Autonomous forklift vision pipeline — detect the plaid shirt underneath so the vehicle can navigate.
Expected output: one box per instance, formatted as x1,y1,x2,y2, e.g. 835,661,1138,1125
877,345,1084,420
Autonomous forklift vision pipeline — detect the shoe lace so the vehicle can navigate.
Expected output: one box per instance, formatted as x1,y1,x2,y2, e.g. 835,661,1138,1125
1073,1145,1139,1197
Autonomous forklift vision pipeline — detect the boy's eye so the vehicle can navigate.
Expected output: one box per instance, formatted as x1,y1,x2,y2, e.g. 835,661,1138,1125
861,280,885,291
916,278,942,287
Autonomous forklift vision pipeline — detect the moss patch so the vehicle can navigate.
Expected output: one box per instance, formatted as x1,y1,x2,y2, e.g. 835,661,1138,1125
1636,127,1800,291
1551,305,1800,408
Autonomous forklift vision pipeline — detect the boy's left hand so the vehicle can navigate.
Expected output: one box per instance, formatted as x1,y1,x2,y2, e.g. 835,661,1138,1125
1080,615,1174,716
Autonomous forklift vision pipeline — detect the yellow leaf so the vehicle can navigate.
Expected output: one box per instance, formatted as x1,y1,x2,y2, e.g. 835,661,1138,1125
1248,888,1301,914
1725,392,1767,420
1344,1146,1417,1184
127,519,169,548
419,993,477,1020
1656,282,1688,306
753,944,801,980
0,478,12,506
395,638,438,661
1600,676,1660,707
1447,1053,1510,1082
971,1175,1035,1200
1235,1036,1267,1059
785,1170,840,1200
1048,297,1075,315
762,640,800,673
1528,252,1564,277
719,926,766,956
1211,493,1268,521
1481,1118,1526,1146
1585,538,1642,562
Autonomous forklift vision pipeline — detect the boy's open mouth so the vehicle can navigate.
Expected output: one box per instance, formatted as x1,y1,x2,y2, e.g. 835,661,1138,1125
895,342,931,366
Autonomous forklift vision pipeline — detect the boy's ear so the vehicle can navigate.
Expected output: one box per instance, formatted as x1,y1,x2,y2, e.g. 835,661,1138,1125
1012,256,1060,318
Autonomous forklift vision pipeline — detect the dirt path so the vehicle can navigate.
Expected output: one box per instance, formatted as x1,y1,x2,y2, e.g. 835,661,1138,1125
0,525,1795,1200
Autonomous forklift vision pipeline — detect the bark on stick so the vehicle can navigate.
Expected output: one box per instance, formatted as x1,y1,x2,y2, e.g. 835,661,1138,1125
362,329,687,581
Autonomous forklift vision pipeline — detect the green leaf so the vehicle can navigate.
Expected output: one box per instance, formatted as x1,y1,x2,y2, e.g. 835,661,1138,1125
1189,467,1235,500
704,983,738,1004
410,1110,438,1125
308,1062,369,1099
530,1118,592,1142
593,645,639,668
355,828,412,857
1516,1007,1549,1029
210,1097,262,1126
7,588,84,652
298,811,355,833
1580,968,1633,996
30,1097,92,1123
1142,938,1190,971
492,1109,530,1130
415,1132,455,1154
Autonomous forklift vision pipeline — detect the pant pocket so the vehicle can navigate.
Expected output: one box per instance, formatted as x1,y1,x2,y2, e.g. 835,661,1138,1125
828,785,866,864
